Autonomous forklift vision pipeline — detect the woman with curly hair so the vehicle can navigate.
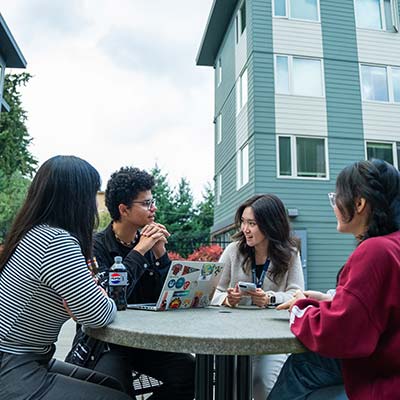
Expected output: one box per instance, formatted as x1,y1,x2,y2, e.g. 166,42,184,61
212,194,304,399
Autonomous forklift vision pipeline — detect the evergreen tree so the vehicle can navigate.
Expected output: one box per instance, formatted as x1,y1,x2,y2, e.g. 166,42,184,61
150,165,174,226
0,73,36,177
0,73,36,241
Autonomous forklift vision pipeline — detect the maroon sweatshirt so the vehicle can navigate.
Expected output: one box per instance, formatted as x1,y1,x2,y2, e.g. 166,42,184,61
290,231,400,399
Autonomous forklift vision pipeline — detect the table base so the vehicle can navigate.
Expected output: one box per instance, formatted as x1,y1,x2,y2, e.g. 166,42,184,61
195,354,253,400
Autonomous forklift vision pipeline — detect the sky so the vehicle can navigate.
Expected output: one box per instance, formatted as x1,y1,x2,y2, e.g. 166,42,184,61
1,0,215,201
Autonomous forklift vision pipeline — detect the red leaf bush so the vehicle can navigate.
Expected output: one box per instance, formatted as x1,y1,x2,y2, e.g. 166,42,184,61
187,244,223,262
167,251,184,261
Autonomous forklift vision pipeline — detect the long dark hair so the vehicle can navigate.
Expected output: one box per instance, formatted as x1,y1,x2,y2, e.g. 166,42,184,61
0,155,101,271
335,159,400,241
233,194,297,283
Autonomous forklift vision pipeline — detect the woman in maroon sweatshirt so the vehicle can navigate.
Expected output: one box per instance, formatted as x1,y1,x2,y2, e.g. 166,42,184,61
268,159,400,400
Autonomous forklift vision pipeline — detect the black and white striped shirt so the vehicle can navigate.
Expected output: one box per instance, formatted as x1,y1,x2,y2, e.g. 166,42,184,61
0,224,116,354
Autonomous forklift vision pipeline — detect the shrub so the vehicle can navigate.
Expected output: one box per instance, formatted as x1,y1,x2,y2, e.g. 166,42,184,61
187,244,223,262
167,251,184,261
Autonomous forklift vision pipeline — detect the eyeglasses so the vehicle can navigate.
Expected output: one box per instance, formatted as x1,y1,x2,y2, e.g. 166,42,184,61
131,198,156,210
327,192,336,208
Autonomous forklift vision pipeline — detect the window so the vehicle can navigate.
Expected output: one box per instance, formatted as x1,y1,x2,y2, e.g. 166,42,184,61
274,0,319,21
216,58,222,86
216,174,222,205
216,113,222,144
361,64,400,102
393,67,400,101
355,0,399,31
236,67,248,114
237,144,249,189
366,141,399,167
278,135,328,178
236,1,246,43
275,55,324,97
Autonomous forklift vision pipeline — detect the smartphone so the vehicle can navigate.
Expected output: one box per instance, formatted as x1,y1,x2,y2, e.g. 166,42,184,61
238,281,257,292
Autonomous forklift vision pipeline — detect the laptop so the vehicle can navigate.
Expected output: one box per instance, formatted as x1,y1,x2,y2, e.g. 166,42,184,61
127,260,224,311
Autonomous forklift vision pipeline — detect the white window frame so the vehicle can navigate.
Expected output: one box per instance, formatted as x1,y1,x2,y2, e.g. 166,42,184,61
216,57,222,87
360,63,400,103
276,135,329,180
272,0,321,23
236,67,249,114
274,54,325,98
237,143,249,189
235,1,247,43
216,174,222,205
365,140,399,167
354,0,399,31
216,113,222,144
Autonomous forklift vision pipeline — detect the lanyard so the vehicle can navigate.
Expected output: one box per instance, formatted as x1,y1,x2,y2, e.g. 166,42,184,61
252,259,270,289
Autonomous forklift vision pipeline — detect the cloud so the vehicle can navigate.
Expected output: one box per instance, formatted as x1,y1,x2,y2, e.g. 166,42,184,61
1,0,215,200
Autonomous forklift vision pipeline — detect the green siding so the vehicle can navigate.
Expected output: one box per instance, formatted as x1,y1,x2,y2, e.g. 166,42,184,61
208,0,374,292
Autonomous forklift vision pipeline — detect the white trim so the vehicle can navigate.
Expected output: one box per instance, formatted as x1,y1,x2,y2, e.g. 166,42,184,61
273,0,321,23
216,113,222,144
365,139,399,168
354,0,400,31
216,174,222,205
360,63,400,103
217,57,222,87
236,143,250,190
236,0,247,44
274,54,325,98
276,134,329,180
236,66,249,115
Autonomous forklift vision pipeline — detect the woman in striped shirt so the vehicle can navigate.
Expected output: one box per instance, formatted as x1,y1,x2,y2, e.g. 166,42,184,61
0,155,131,400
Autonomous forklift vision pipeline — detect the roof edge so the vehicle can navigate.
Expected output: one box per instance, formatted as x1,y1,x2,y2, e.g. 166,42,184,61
196,0,238,66
0,14,27,68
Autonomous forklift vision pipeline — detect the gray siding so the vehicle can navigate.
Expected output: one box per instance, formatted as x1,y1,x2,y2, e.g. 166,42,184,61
272,19,323,57
275,96,328,136
356,14,400,142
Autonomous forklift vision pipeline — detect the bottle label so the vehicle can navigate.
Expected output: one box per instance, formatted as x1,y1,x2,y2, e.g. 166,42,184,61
109,272,128,286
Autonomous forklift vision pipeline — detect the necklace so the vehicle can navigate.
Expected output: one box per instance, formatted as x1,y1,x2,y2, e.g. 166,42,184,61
112,223,135,248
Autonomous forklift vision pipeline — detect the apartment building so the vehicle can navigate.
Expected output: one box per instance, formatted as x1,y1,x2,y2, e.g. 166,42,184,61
197,0,400,290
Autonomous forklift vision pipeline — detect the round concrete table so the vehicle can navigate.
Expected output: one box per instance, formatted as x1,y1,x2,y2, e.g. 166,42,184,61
85,306,306,400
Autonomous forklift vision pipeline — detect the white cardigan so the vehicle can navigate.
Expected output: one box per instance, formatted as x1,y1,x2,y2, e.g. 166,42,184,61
212,241,304,306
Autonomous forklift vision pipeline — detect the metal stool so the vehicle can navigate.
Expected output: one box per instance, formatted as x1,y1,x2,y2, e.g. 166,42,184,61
132,370,163,399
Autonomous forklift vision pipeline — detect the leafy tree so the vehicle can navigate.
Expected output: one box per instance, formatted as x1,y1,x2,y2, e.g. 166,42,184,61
0,73,36,241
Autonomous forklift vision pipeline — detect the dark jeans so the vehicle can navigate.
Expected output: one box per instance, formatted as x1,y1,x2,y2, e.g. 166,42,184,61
268,352,346,400
0,346,131,400
94,343,195,399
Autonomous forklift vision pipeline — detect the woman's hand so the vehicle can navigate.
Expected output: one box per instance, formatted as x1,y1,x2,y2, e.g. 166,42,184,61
303,290,333,302
224,284,242,307
276,289,306,311
250,288,269,308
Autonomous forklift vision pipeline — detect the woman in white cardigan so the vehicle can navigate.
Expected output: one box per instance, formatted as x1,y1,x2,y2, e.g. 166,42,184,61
212,194,304,399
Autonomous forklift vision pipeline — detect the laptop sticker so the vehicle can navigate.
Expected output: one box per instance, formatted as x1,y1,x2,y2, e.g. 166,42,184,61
172,263,183,276
175,277,185,289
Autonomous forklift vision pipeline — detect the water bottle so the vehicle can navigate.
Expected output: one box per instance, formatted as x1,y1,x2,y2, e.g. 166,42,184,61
108,256,128,311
